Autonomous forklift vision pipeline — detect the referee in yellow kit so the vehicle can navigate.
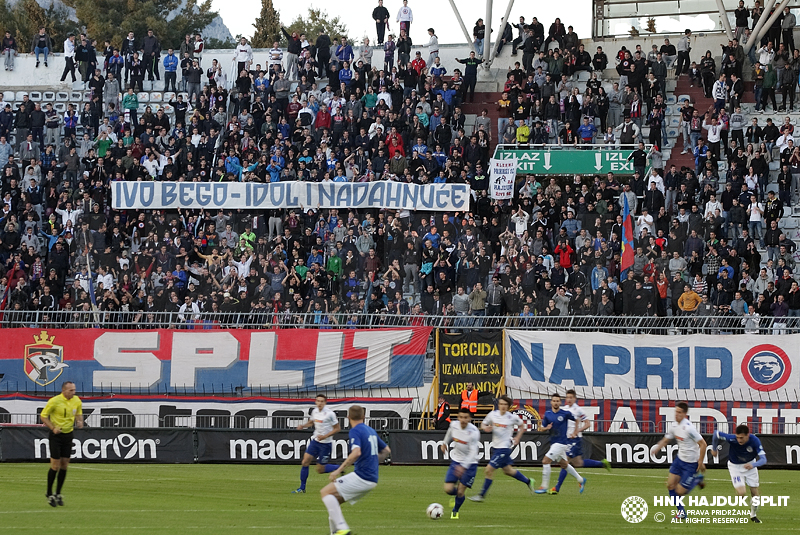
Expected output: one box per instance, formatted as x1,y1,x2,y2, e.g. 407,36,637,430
40,381,83,507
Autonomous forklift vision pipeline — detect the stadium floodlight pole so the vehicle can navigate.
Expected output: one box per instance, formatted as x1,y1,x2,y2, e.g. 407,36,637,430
756,0,791,44
744,0,778,53
447,0,477,55
486,0,516,68
715,0,733,40
484,0,493,69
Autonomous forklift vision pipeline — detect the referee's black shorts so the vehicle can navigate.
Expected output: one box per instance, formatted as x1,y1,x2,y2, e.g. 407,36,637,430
48,432,74,460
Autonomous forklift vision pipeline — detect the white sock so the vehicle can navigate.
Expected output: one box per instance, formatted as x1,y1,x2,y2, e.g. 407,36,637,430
329,517,336,535
322,494,348,531
541,464,552,488
566,464,584,483
751,497,759,518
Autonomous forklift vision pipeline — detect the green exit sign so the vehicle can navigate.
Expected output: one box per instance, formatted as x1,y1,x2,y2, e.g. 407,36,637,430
493,149,636,175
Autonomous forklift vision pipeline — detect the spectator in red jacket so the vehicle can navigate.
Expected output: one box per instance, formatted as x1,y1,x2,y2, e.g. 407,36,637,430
554,239,574,269
388,137,405,158
410,51,426,75
315,105,332,130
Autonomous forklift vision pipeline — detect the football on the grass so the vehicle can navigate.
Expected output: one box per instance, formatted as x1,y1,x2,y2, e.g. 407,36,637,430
426,503,444,519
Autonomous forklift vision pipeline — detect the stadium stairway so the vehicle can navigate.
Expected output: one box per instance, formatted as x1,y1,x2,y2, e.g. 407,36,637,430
667,74,762,171
461,91,502,141
667,75,713,171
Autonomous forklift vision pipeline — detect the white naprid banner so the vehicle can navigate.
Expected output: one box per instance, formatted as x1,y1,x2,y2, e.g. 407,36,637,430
488,157,517,199
112,181,471,211
0,395,413,429
505,331,799,401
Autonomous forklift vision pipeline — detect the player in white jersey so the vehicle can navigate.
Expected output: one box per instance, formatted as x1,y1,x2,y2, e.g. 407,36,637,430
548,390,611,494
440,407,480,519
651,402,707,518
469,395,534,502
293,394,341,493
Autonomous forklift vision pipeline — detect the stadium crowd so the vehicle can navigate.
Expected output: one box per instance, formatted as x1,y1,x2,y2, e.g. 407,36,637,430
0,2,800,330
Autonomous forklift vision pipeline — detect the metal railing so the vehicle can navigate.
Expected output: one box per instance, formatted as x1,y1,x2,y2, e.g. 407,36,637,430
494,143,646,150
0,412,413,430
586,419,657,433
4,414,793,434
0,380,434,401
0,310,790,334
658,420,799,435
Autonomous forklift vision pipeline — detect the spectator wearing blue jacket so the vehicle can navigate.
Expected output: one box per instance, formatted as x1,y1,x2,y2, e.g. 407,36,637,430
269,152,285,169
224,160,258,181
423,227,440,249
107,50,124,79
162,48,179,92
435,83,456,106
277,119,290,139
577,117,597,143
0,132,12,163
172,266,188,289
307,249,324,266
693,138,708,176
63,109,78,139
339,61,353,87
224,151,240,174
560,210,581,239
717,260,734,280
267,158,282,182
429,61,446,79
411,140,428,155
254,73,269,98
335,38,354,62
432,148,447,167
591,262,608,291
39,228,62,251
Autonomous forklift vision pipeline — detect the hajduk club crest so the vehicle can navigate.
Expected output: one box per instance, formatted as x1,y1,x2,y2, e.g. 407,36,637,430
24,331,68,386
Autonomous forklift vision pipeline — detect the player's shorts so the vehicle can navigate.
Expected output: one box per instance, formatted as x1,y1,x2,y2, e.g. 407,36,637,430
48,431,74,460
566,438,583,459
669,458,700,490
488,447,514,469
306,439,332,464
334,472,377,504
728,460,759,488
545,442,570,463
445,461,477,488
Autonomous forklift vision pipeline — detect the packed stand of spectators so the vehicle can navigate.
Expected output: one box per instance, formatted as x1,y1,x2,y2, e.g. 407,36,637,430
0,2,799,333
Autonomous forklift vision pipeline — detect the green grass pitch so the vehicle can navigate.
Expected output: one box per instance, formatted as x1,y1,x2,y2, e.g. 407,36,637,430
0,464,797,534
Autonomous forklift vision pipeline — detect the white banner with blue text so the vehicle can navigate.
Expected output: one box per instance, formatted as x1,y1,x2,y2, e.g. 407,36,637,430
505,331,799,401
112,181,472,211
488,157,517,199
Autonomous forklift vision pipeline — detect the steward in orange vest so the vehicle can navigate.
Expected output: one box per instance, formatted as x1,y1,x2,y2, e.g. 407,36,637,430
461,383,479,413
435,396,451,430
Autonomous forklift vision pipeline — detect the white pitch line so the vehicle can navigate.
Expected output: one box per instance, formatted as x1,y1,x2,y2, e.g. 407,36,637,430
68,466,125,471
517,469,783,484
0,508,318,514
0,527,285,530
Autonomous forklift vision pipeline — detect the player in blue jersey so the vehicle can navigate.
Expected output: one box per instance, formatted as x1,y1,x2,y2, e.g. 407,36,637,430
549,390,611,494
320,405,390,535
440,407,480,519
651,402,707,519
535,393,580,494
293,394,341,493
712,424,767,523
468,395,535,502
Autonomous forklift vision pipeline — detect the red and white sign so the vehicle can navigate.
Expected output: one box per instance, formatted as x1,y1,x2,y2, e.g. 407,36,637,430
0,328,432,392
